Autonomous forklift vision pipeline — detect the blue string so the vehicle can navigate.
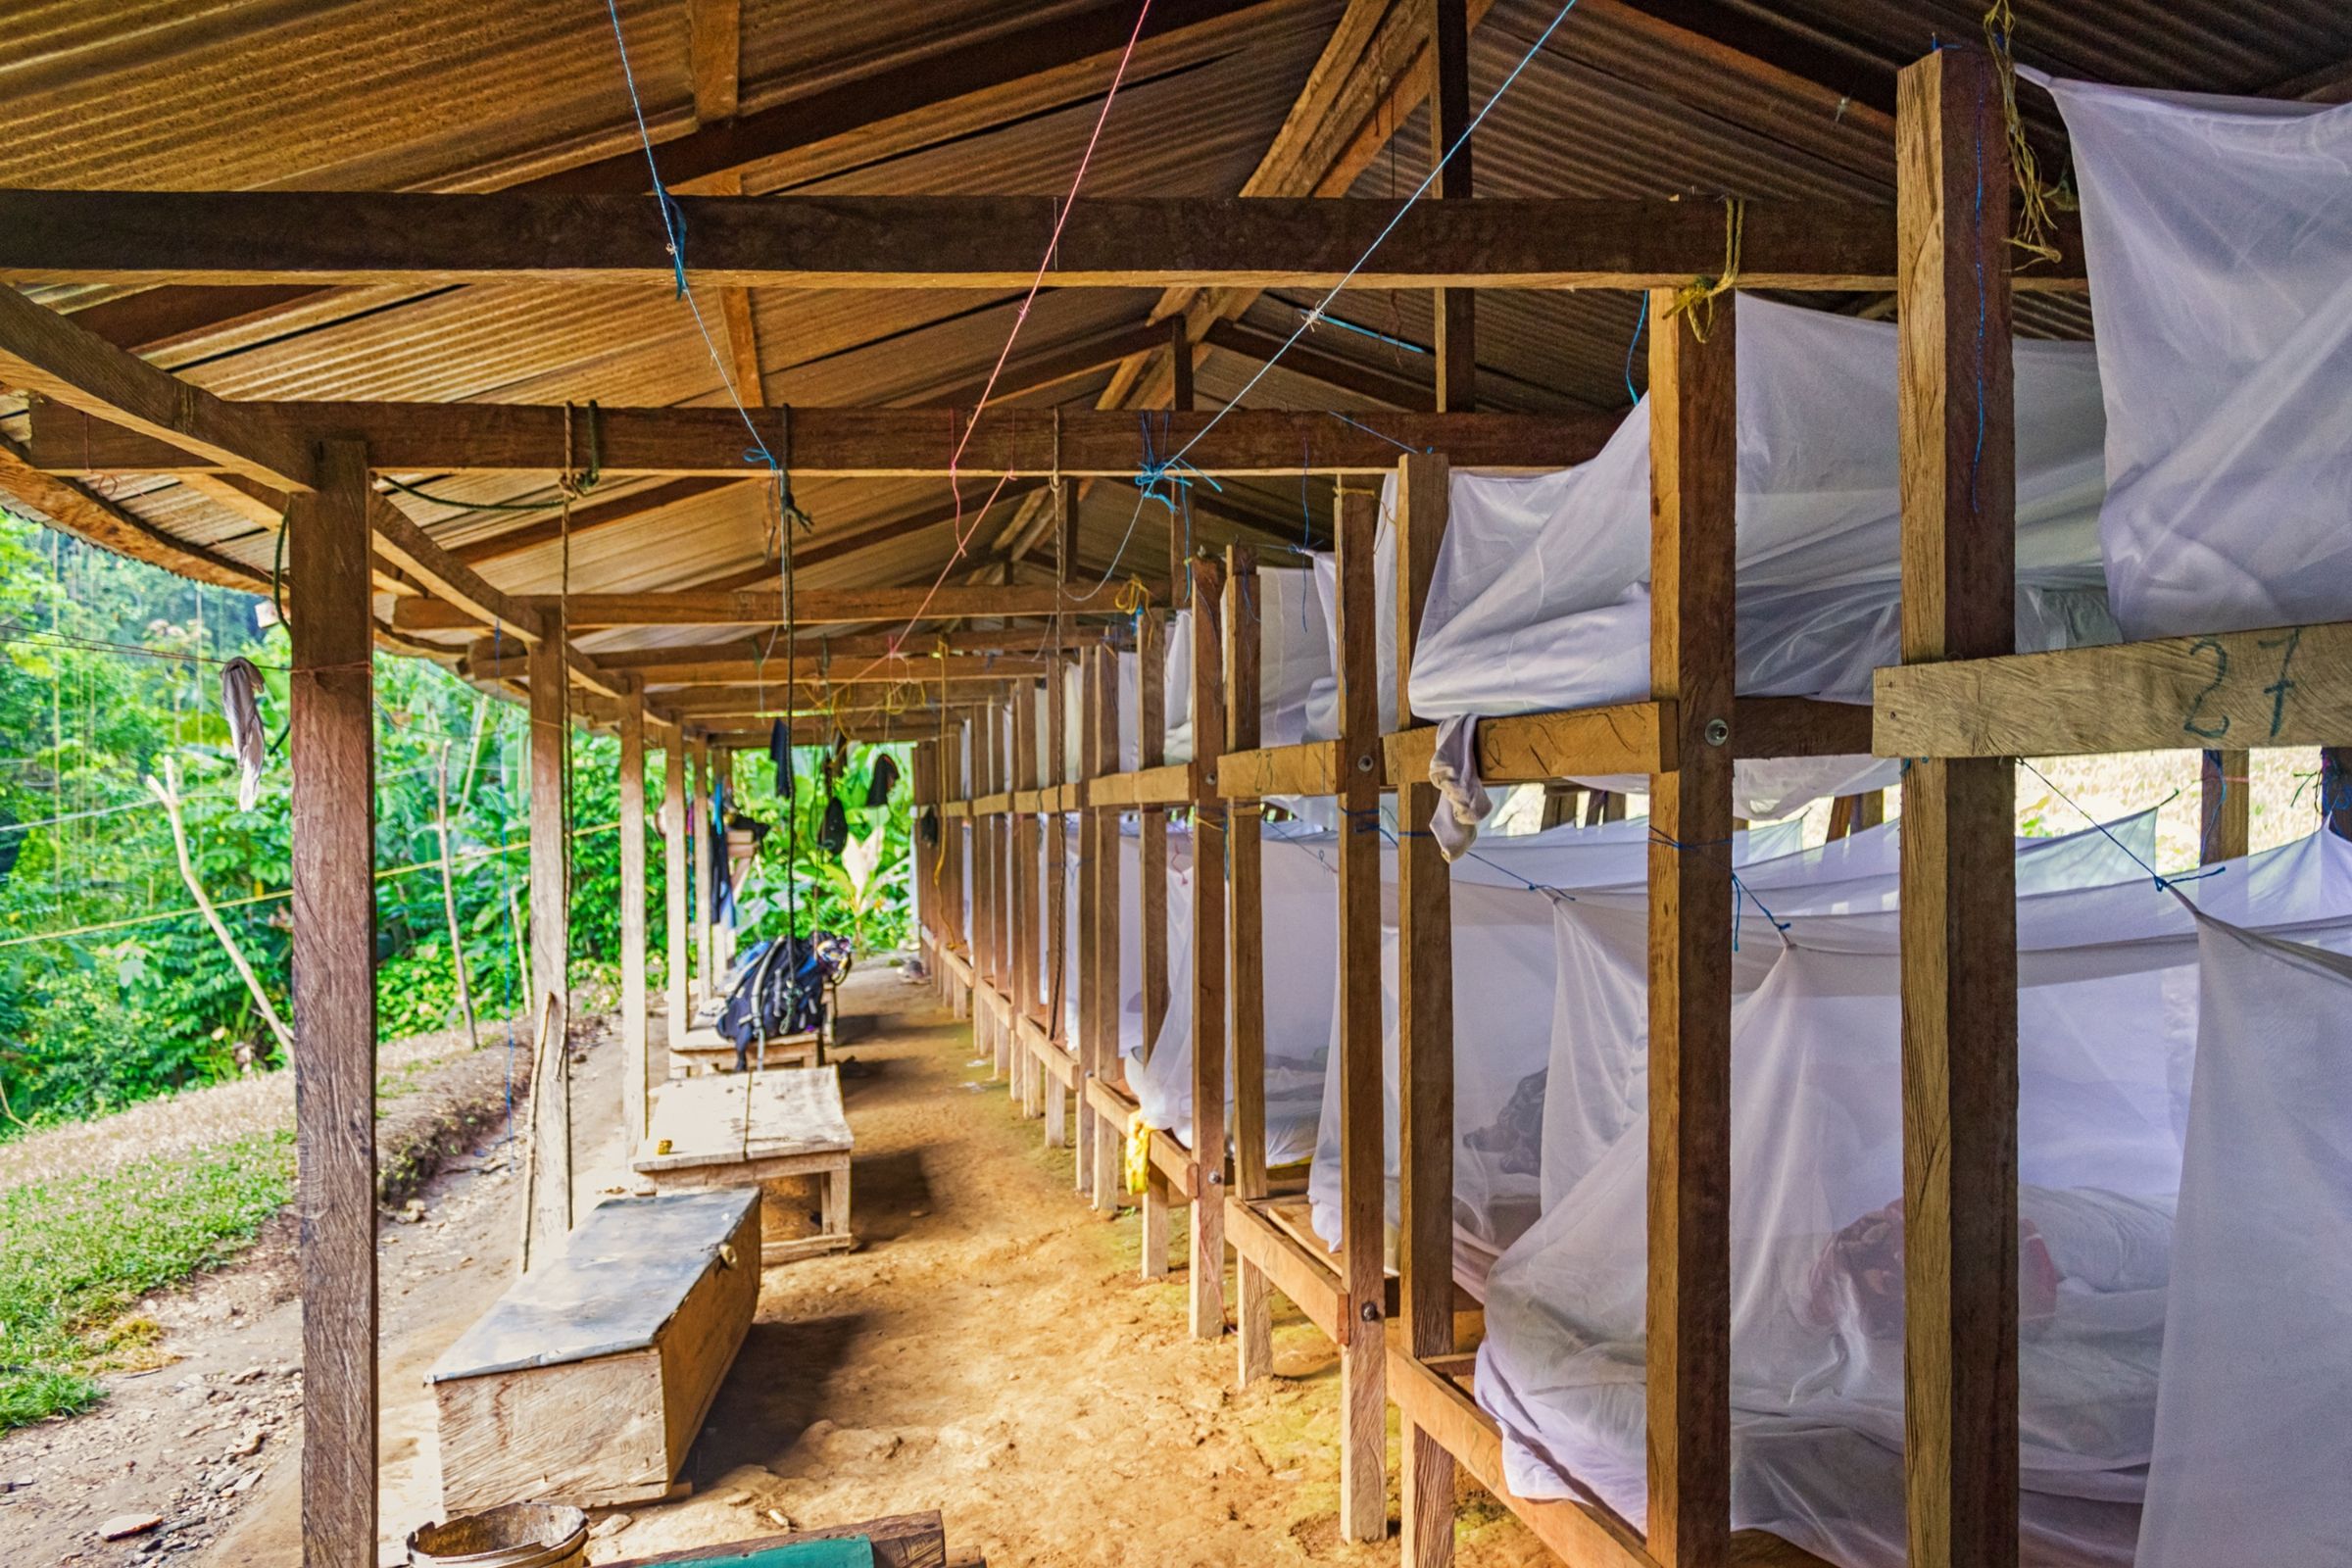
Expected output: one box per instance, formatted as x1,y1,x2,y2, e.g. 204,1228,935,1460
600,0,690,301
1622,295,1647,405
1164,0,1586,469
1326,409,1433,455
1646,827,1789,952
2018,759,2223,894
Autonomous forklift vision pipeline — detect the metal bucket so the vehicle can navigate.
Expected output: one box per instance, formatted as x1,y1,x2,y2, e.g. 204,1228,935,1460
407,1503,589,1568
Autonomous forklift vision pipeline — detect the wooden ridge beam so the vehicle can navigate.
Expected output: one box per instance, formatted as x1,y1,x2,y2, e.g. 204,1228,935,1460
0,191,2086,292
28,400,1618,479
393,582,1158,633
466,626,1103,679
1874,620,2352,757
566,655,1054,689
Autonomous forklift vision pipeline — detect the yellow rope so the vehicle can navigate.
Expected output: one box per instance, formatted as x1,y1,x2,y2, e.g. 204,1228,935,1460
1113,575,1152,616
1663,196,1743,343
1984,0,2068,267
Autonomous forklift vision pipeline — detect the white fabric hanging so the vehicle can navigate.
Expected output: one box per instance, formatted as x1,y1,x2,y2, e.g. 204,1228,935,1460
1384,296,2111,815
2032,72,2352,641
1479,830,2352,1568
2138,913,2352,1567
1162,564,1333,762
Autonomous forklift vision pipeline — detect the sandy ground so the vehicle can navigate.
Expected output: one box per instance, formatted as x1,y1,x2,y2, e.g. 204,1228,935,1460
9,962,1554,1566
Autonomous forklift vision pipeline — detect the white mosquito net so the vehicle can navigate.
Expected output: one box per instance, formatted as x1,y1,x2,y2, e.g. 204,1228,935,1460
1162,564,1333,762
1477,830,2352,1568
2137,912,2352,1567
1300,816,1811,1289
1382,296,2113,815
1127,822,1341,1168
2031,74,2352,641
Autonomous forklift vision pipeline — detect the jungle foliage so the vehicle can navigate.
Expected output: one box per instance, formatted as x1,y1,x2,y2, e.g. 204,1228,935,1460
0,512,914,1132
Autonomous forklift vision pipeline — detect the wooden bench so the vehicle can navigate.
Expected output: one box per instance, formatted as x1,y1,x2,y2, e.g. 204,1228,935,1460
426,1188,760,1513
669,1021,822,1078
635,1067,856,1265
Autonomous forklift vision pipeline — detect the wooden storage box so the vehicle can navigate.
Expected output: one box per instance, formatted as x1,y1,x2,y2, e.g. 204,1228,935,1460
426,1188,760,1513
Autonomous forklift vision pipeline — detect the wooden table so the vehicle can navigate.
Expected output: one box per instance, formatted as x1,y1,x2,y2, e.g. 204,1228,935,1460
635,1068,856,1264
426,1188,760,1512
668,1021,821,1077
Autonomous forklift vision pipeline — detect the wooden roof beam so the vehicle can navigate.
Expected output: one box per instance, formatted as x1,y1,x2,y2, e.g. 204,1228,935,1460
466,627,1104,680
0,292,312,490
393,582,1166,633
0,192,2083,292
30,401,1613,478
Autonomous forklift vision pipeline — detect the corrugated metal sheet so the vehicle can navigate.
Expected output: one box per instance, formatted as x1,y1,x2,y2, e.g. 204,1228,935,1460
5,0,2348,611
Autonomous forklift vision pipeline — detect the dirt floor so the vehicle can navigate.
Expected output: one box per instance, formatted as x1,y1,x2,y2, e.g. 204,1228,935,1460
8,961,1553,1567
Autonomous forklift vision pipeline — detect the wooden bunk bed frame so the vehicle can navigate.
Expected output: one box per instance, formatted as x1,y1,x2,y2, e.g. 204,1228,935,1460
902,47,2352,1568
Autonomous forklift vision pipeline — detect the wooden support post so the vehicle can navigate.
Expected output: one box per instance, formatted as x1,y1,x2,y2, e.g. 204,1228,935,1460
289,438,376,1568
2191,752,2248,864
692,735,714,1009
1643,285,1739,1568
1045,669,1070,1129
1395,451,1456,1568
1088,647,1125,1212
1170,320,1196,608
1334,487,1388,1544
948,725,971,1021
1896,48,2020,1568
1225,546,1272,1386
1188,557,1230,1341
619,680,650,1143
524,612,574,1272
991,704,1014,1082
1137,610,1173,1278
663,737,689,1060
1429,0,1476,414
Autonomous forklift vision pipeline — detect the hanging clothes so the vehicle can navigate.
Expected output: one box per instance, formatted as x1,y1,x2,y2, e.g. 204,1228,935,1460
1428,714,1492,861
220,657,267,809
863,753,900,808
768,719,794,799
708,776,735,925
818,795,850,856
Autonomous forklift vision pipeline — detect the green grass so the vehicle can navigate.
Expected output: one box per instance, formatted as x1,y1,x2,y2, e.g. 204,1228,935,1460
0,1129,294,1430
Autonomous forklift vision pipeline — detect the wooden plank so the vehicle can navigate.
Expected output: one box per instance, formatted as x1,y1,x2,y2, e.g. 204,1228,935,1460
1224,547,1273,1386
480,626,1102,679
620,682,651,1143
1188,556,1230,1343
1149,1127,1197,1201
1224,1197,1344,1342
1333,486,1387,1543
641,656,1048,691
1137,610,1169,1056
1215,737,1341,798
1086,646,1125,1212
524,615,575,1272
2200,749,2250,864
1873,618,2352,757
29,399,1621,480
692,737,715,1012
1894,48,2020,1568
663,738,689,1063
1384,1353,1658,1568
609,1511,949,1568
1394,450,1456,1568
1644,286,1738,1568
392,584,1150,632
0,292,313,489
287,437,376,1568
368,493,542,640
688,0,742,124
1429,0,1475,416
1385,701,1669,785
0,190,2089,292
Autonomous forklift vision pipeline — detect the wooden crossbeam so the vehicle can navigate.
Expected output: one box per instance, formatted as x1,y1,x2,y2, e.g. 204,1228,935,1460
0,293,312,490
545,655,1053,689
1874,619,2352,757
466,626,1102,679
394,583,1154,632
657,677,1031,712
28,400,1616,479
0,191,2086,292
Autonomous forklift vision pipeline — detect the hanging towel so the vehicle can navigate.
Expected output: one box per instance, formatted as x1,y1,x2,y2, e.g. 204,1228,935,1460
818,796,850,856
220,657,267,809
768,719,794,798
1428,713,1491,861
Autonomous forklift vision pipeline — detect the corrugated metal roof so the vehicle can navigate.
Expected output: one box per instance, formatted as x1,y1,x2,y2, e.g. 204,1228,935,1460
5,0,2347,633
